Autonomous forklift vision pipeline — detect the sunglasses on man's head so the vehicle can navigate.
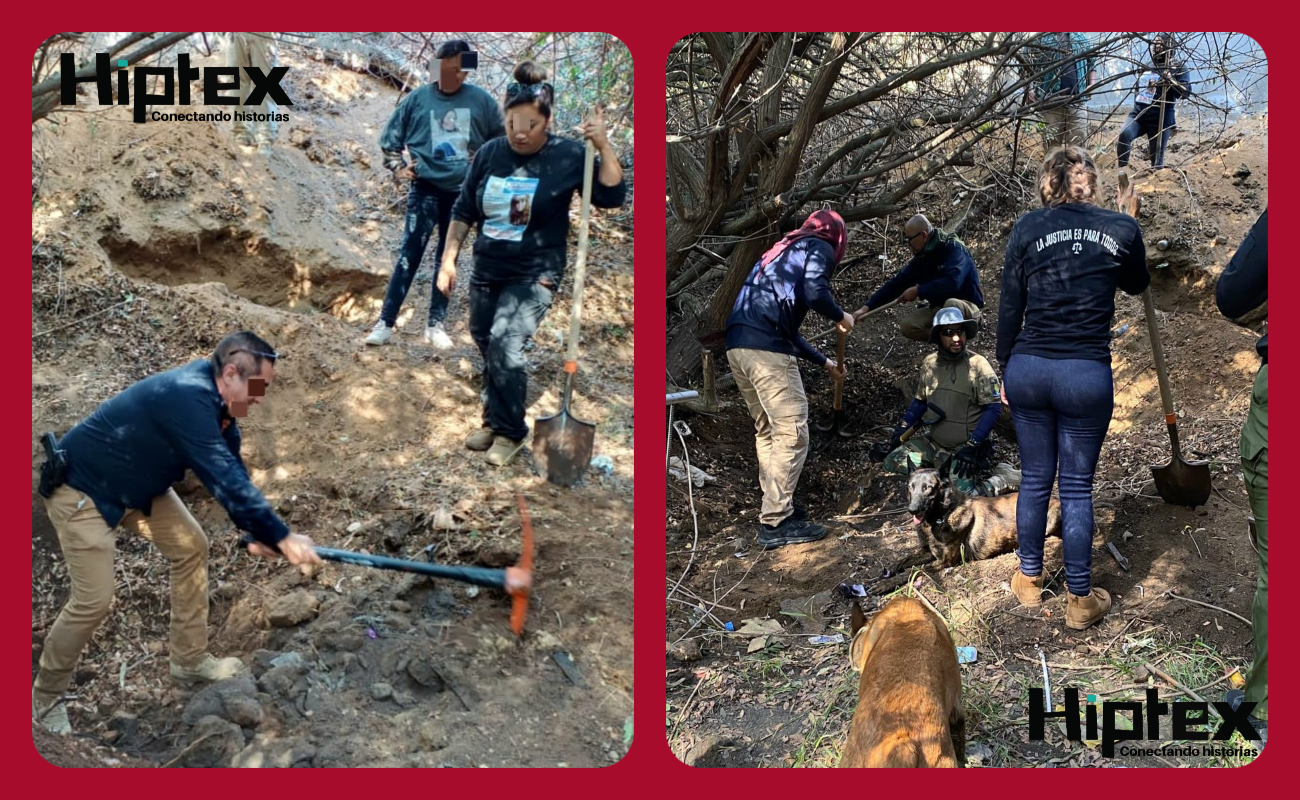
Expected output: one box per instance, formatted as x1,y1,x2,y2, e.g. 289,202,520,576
228,348,279,365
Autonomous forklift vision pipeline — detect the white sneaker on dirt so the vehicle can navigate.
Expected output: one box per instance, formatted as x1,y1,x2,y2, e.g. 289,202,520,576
423,322,453,350
364,320,393,346
32,687,72,736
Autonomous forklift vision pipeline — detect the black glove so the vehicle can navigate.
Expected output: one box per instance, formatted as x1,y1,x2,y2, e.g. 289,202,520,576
868,439,897,463
952,442,981,479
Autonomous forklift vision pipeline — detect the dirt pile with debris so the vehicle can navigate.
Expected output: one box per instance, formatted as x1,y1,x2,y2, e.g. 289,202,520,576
32,49,634,767
667,117,1266,767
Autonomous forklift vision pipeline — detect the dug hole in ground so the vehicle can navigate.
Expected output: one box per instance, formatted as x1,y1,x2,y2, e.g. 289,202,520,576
32,42,634,768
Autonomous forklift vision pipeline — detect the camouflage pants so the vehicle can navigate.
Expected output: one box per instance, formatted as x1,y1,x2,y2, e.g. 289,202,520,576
879,435,1020,497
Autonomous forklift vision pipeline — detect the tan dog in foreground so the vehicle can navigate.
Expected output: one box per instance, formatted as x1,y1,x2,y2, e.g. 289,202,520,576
838,597,965,767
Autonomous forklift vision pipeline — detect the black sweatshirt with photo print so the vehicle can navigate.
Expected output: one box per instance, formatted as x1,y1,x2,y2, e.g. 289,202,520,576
451,134,626,285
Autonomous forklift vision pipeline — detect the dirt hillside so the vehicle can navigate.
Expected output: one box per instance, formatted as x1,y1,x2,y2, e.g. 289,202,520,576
667,116,1267,768
32,48,634,767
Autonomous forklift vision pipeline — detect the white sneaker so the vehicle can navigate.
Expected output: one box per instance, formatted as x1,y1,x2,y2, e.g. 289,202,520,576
423,322,453,350
365,320,393,346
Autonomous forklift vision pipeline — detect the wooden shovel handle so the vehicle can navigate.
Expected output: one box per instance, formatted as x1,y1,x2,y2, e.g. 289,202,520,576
565,133,597,369
832,329,847,410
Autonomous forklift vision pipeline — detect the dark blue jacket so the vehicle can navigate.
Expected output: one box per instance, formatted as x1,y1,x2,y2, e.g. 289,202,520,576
59,359,290,547
997,203,1149,371
725,238,845,365
1216,209,1267,363
866,230,984,311
1132,62,1192,126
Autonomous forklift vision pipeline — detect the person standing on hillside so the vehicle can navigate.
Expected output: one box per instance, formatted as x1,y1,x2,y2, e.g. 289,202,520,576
1117,33,1193,173
33,332,321,736
365,40,506,350
724,210,854,549
228,33,280,150
1026,32,1096,149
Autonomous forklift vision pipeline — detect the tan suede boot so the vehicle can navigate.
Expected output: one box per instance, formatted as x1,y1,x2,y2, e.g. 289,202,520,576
1066,588,1112,630
1011,569,1044,608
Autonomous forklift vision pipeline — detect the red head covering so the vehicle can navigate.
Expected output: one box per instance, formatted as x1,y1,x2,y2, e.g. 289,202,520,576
758,209,848,270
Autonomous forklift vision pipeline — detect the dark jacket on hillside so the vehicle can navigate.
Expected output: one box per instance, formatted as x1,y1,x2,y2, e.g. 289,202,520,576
866,228,984,311
726,238,846,366
59,359,290,547
1216,209,1267,363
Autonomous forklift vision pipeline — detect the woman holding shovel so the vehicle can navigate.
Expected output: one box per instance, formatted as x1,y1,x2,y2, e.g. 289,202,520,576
438,62,625,466
997,146,1149,629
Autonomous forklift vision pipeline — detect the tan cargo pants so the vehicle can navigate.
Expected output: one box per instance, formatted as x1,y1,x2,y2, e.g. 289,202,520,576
1043,101,1085,150
34,485,210,701
727,348,809,527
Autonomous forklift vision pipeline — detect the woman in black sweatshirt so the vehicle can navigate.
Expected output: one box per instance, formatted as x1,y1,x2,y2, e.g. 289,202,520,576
438,62,626,467
997,146,1150,629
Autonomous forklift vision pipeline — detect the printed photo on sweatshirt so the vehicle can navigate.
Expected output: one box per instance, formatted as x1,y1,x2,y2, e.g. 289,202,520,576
429,107,471,165
482,174,540,241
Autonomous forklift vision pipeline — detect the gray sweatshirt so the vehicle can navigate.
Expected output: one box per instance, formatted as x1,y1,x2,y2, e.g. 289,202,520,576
380,82,505,192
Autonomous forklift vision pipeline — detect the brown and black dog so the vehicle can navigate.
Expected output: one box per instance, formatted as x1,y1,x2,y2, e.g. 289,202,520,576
839,597,965,768
908,468,1062,568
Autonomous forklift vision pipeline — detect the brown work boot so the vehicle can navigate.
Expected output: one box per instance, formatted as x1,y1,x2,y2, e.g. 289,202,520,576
1011,569,1044,608
465,428,495,451
170,654,248,685
485,436,524,467
1065,587,1112,630
32,687,71,736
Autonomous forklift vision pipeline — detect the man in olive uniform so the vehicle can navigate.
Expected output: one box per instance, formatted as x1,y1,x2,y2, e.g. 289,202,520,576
869,307,1019,496
1216,209,1268,749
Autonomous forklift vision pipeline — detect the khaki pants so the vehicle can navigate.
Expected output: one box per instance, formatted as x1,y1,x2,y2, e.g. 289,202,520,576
1043,102,1084,150
899,298,983,342
727,348,809,527
34,485,210,700
228,32,279,145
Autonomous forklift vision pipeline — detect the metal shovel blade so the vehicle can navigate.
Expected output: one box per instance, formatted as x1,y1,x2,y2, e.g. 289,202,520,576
534,403,595,486
1150,451,1212,508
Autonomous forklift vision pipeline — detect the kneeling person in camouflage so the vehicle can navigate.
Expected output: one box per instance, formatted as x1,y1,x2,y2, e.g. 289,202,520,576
869,307,1020,496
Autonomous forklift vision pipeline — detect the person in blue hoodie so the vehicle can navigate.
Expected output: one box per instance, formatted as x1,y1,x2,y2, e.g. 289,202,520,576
1117,33,1192,171
725,210,855,549
32,332,321,736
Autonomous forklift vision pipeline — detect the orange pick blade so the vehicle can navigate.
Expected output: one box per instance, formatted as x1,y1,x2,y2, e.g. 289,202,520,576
509,493,536,636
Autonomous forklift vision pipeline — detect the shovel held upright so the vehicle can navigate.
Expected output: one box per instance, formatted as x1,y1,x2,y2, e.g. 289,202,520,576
534,131,597,486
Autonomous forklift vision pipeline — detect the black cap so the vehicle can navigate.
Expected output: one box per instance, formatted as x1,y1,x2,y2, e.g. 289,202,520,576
435,40,472,59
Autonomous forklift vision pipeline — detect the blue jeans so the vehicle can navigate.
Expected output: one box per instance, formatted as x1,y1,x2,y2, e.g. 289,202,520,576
379,181,458,326
469,280,555,441
1117,106,1172,168
1005,354,1114,596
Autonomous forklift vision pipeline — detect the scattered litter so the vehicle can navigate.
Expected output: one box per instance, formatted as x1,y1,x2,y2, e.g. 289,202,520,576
882,568,892,578
365,627,377,640
734,618,783,637
956,646,977,664
808,634,844,645
589,455,614,476
1156,261,1169,269
465,586,480,599
346,521,363,534
1229,670,1246,689
851,584,867,597
1112,323,1131,338
668,456,715,487
747,636,769,653
966,742,993,766
1122,530,1133,543
551,652,586,687
734,551,748,558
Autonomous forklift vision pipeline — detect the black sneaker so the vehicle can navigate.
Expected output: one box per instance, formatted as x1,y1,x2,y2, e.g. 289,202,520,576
1222,689,1268,750
758,517,828,550
754,504,808,533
